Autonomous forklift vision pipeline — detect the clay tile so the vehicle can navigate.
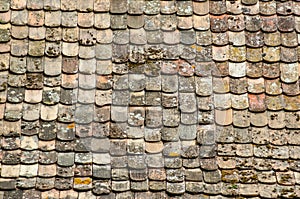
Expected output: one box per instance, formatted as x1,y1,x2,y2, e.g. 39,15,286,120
284,95,300,111
193,15,210,31
128,0,144,14
177,1,193,16
294,1,300,16
180,30,195,45
212,46,229,61
277,1,293,15
0,26,10,43
129,28,146,45
229,46,246,62
24,90,41,103
146,30,163,44
62,28,78,42
281,47,298,63
266,95,284,111
0,10,11,24
196,30,211,46
250,111,267,127
79,29,96,46
230,77,247,94
245,15,261,32
113,30,129,45
228,31,245,46
193,1,208,15
247,47,262,62
61,73,78,89
45,27,61,41
11,10,28,25
227,14,245,31
261,16,278,32
282,81,300,96
0,0,10,11
259,1,276,15
11,0,26,10
144,15,160,30
264,31,281,47
280,63,299,83
44,57,61,77
144,0,160,15
242,2,259,15
77,0,93,12
161,14,177,31
246,62,262,78
265,78,282,95
281,32,298,47
286,112,300,129
212,32,228,46
28,40,45,56
10,56,26,74
209,0,227,15
11,25,28,40
226,0,242,14
263,62,280,79
110,0,127,13
231,93,249,109
242,0,257,5
94,13,110,29
78,12,94,28
161,1,176,14
29,27,46,40
248,93,266,112
245,31,263,47
128,15,144,29
262,46,280,62
61,0,77,11
229,62,246,78
233,109,250,127
5,102,23,121
163,30,179,45
213,76,230,93
178,16,193,30
247,77,265,94
11,39,28,56
278,16,295,32
213,61,229,77
61,11,78,27
195,45,212,62
111,14,127,30
295,16,300,32
44,0,60,10
0,53,9,71
215,109,232,126
210,15,228,32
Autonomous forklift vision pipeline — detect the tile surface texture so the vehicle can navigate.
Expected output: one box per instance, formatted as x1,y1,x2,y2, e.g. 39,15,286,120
0,0,299,198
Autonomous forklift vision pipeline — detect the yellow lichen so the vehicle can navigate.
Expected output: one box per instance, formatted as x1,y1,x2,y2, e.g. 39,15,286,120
74,178,92,185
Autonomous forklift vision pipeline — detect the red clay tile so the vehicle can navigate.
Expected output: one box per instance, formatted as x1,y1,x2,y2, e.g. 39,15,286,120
11,10,28,25
242,2,259,15
110,0,127,14
277,1,293,15
248,93,266,112
261,16,278,32
213,61,229,77
77,0,93,12
41,104,58,121
247,47,262,62
230,77,247,94
212,46,229,62
229,62,246,78
263,63,280,79
210,15,228,32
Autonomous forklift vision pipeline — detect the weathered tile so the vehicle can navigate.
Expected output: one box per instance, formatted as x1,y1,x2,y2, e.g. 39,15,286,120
263,46,280,62
278,15,295,32
228,14,245,31
209,0,226,15
11,10,27,25
62,11,77,27
280,63,299,83
259,1,276,15
193,15,210,31
246,31,264,48
11,25,28,40
45,27,61,41
210,15,228,32
245,15,261,31
11,39,28,56
261,15,278,32
281,31,298,47
265,79,282,95
128,15,144,29
28,10,44,27
229,62,246,78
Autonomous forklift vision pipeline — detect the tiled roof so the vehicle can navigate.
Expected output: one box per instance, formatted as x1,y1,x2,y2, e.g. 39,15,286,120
0,0,300,198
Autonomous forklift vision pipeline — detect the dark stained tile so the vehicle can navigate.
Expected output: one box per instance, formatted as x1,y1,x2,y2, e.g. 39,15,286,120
210,15,228,32
209,0,226,15
259,1,276,15
278,16,295,32
261,16,278,32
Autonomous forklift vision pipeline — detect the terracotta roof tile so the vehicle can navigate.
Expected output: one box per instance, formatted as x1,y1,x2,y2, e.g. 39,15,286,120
261,15,278,32
0,11,10,24
281,47,298,63
281,31,298,47
161,14,177,31
245,31,263,48
226,0,242,14
77,0,93,12
250,111,268,127
94,13,110,29
282,81,300,96
228,31,245,46
178,16,193,30
177,1,193,16
265,79,282,95
259,1,276,15
60,0,77,11
192,1,208,15
243,2,260,15
233,109,250,127
128,15,144,29
283,95,300,111
28,27,45,40
263,46,280,62
11,25,27,40
11,39,27,56
231,93,249,110
228,15,245,32
111,14,127,29
210,15,228,33
196,30,211,46
280,63,299,83
209,1,226,15
212,32,228,46
79,45,95,59
248,93,266,112
247,77,265,94
144,15,160,30
278,15,295,32
244,15,261,31
193,15,210,31
110,0,127,14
